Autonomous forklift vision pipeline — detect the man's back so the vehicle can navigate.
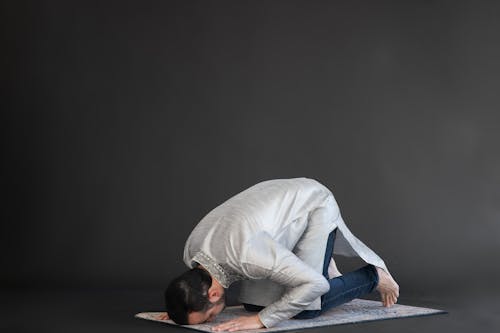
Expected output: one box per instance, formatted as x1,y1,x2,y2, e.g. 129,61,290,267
183,177,334,279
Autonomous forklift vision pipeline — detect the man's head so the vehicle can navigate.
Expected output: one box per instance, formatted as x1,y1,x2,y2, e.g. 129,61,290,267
164,266,226,325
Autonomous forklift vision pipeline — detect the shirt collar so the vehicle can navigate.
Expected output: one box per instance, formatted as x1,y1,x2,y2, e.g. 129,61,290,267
191,251,243,288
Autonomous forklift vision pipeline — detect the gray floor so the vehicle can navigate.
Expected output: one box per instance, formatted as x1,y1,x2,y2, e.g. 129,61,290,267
2,284,498,333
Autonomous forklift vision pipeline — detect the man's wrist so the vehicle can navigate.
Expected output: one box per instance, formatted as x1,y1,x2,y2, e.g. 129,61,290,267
255,313,264,327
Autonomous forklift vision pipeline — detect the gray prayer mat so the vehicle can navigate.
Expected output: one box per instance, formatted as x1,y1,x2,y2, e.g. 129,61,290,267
135,298,447,332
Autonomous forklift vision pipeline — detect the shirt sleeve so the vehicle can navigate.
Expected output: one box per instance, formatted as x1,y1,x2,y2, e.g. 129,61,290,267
240,231,330,328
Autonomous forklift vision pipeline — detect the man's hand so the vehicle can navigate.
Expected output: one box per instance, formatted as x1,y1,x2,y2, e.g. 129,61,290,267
211,314,264,332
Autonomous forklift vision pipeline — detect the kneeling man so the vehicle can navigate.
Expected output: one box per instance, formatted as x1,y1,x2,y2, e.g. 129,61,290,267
163,178,399,331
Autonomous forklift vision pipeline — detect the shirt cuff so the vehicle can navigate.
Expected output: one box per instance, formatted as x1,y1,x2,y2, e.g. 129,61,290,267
257,307,285,328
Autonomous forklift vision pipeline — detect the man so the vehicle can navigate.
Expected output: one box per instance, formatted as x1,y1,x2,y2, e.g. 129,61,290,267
163,178,399,331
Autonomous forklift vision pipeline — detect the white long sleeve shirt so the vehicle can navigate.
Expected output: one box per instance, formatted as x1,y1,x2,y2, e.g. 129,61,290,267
183,177,388,328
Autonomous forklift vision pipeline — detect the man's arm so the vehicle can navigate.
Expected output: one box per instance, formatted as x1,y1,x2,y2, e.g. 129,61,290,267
241,231,330,328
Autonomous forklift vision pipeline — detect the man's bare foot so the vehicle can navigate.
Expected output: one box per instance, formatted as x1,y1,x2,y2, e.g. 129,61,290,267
375,266,400,307
328,257,342,279
155,313,170,321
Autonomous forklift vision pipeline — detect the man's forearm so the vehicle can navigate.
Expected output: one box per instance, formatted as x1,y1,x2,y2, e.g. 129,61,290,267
257,277,329,328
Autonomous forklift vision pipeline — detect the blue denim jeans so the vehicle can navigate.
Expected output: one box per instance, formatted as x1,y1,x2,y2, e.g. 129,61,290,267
242,228,379,319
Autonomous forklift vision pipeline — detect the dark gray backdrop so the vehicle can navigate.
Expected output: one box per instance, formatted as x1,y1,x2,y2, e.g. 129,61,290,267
2,0,499,303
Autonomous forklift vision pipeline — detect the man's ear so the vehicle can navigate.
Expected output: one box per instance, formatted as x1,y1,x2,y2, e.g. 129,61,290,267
207,286,221,303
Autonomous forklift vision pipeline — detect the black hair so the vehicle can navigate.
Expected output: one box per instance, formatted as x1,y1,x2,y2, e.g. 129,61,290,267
164,267,214,325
